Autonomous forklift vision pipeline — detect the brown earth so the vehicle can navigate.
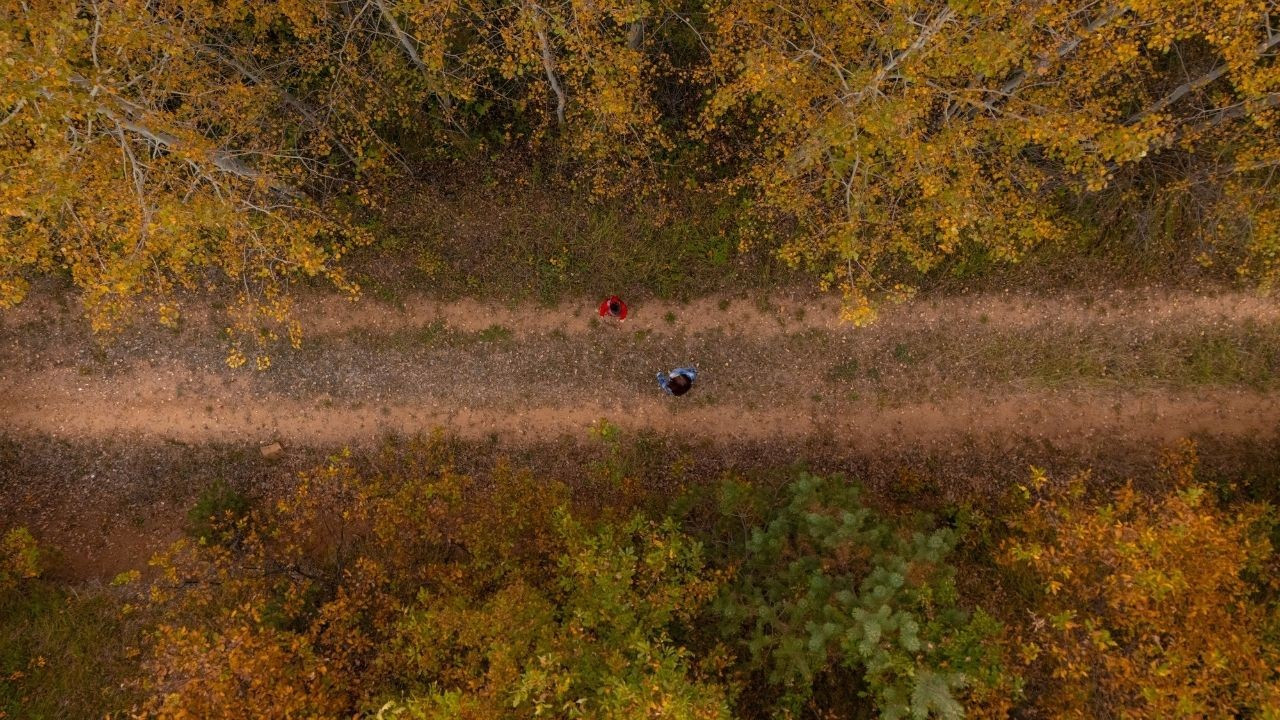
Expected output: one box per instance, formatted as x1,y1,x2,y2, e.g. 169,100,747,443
2,286,1278,449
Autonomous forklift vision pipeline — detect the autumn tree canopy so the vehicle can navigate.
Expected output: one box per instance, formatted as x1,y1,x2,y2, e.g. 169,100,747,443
1000,451,1280,718
102,439,1278,719
3,0,1278,334
703,0,1280,319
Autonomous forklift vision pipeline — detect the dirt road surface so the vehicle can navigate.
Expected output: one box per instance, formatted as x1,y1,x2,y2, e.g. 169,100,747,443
2,287,1278,449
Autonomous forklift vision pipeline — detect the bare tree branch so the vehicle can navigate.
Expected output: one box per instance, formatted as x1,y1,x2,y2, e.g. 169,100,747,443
848,7,954,104
1102,93,1280,177
89,0,101,68
0,99,27,129
988,4,1129,112
374,0,454,113
113,123,151,245
373,0,425,69
1166,92,1280,145
199,44,359,165
1205,92,1280,127
528,1,567,126
1125,33,1280,125
69,75,303,198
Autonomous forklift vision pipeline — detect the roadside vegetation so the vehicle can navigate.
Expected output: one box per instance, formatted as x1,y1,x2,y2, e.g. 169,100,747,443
4,436,1279,718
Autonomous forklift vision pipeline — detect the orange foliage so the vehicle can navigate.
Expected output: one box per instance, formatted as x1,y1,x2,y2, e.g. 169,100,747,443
1001,447,1280,718
134,439,729,718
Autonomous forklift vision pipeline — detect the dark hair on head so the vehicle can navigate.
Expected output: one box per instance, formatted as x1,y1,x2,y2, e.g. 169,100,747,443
609,300,621,315
668,374,692,396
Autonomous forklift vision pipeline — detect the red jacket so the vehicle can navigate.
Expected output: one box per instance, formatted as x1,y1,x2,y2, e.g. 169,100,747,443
598,295,628,320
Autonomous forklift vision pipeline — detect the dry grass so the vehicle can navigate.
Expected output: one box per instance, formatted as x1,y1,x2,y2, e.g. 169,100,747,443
347,179,792,307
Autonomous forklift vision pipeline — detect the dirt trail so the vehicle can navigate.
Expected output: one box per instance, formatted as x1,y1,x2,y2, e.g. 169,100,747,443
2,287,1278,450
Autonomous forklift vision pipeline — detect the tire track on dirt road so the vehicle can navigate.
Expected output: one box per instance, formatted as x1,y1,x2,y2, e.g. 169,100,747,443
3,380,1276,448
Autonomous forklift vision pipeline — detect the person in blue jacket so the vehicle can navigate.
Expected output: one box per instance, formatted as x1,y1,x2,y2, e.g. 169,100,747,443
657,366,697,396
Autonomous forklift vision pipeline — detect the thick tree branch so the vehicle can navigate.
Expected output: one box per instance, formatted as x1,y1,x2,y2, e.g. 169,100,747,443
113,123,151,243
374,0,454,113
374,0,425,70
966,4,1128,118
627,19,645,50
848,7,953,104
1101,93,1280,178
1124,33,1280,126
0,98,26,129
1166,92,1280,146
70,75,303,198
528,2,567,126
942,5,1123,122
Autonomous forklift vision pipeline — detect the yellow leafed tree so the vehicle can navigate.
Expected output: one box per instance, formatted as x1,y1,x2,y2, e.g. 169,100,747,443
703,0,1280,320
1000,448,1280,718
0,2,388,365
4,0,1279,339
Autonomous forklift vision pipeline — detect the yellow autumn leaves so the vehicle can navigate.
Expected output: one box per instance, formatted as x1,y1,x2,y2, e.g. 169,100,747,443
1002,446,1280,718
704,0,1280,319
2,0,1278,345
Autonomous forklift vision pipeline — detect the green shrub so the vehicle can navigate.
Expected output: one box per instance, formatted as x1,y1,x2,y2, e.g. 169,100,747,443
718,473,1004,719
390,514,732,719
186,479,249,544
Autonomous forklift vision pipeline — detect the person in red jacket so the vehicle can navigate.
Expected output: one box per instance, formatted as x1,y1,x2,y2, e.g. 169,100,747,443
598,295,628,322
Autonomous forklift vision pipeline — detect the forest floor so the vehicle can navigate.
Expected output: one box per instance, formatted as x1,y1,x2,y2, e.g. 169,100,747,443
3,284,1279,579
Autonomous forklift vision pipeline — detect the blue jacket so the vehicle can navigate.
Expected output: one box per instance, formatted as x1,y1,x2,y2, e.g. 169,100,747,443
657,367,697,395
